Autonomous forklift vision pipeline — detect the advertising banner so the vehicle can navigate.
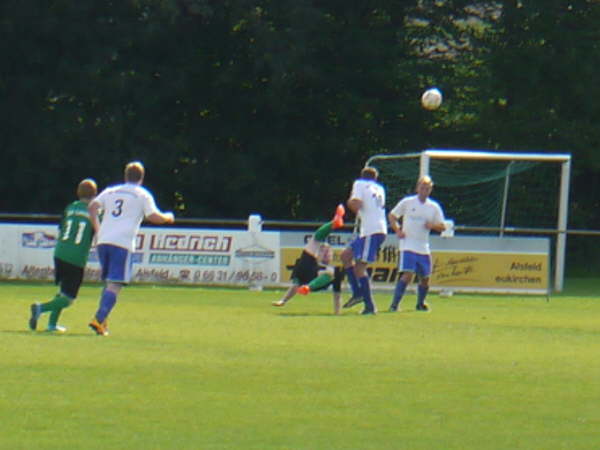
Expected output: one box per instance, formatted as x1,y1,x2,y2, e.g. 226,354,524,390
0,223,548,293
280,232,549,294
0,224,280,286
430,252,548,290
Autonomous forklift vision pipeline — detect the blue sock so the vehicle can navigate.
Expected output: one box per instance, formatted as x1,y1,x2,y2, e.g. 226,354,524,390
417,285,429,307
359,276,375,312
345,267,360,297
96,289,117,323
391,280,407,308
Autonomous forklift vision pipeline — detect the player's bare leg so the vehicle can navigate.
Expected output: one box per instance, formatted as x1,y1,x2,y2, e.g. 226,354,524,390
272,285,298,307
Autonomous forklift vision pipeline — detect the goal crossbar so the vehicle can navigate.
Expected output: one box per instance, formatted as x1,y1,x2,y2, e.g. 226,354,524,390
422,149,571,162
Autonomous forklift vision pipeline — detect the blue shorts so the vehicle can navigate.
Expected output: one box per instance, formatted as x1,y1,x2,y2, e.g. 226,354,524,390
399,250,432,278
349,233,386,263
97,244,133,284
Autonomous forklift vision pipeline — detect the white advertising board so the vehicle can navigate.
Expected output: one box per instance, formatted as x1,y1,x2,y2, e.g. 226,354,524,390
0,224,280,286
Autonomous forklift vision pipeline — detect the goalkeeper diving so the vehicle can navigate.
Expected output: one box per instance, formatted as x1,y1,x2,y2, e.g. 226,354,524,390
272,204,346,314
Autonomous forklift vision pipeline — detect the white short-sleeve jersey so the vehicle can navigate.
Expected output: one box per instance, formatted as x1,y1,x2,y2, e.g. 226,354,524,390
95,183,160,251
390,195,445,254
350,179,387,237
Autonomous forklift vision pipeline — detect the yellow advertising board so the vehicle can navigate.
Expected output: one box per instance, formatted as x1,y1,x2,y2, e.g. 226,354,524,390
280,235,550,294
430,252,548,290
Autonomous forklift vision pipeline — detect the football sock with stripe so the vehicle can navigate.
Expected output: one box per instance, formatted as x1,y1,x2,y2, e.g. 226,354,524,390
47,294,73,328
417,285,429,307
391,280,408,309
359,276,375,312
96,289,117,323
345,267,360,297
313,222,333,242
308,273,333,291
40,294,70,313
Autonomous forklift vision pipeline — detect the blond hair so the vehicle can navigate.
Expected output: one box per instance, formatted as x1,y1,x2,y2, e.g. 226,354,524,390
361,167,379,180
417,175,434,187
77,178,97,200
125,161,145,183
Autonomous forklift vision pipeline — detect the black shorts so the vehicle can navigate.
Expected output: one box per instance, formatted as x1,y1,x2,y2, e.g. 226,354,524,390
54,257,84,299
290,251,343,293
291,251,319,286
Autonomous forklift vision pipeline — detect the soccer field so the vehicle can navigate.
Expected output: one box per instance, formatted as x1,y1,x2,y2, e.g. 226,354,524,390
2,280,599,449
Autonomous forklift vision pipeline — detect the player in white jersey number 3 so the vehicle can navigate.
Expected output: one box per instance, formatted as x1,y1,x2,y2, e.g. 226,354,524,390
87,161,174,336
388,175,446,312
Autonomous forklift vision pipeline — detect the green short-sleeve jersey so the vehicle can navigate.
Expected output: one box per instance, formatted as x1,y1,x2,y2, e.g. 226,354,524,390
54,200,94,268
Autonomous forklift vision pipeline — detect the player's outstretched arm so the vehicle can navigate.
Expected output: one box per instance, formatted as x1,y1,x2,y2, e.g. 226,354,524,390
425,221,446,233
332,292,341,315
147,211,175,225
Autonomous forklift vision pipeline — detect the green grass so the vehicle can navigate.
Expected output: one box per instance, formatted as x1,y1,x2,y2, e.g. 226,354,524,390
1,280,599,449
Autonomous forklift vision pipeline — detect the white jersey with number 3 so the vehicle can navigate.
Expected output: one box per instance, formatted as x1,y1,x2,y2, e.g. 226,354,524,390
95,183,160,251
350,179,387,237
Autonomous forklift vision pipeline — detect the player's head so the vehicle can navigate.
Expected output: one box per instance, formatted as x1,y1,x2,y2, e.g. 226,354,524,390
77,178,97,201
360,167,379,181
416,175,434,198
125,161,145,184
417,175,434,187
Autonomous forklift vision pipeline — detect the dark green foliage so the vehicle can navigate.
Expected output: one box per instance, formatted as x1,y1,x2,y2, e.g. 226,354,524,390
0,1,598,268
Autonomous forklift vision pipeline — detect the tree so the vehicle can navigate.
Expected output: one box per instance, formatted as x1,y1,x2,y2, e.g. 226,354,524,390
0,0,599,246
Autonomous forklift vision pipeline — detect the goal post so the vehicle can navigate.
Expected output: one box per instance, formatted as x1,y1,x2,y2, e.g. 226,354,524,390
366,149,572,292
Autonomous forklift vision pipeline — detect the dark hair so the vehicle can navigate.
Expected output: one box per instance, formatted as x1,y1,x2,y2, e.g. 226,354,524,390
125,161,145,183
360,167,378,180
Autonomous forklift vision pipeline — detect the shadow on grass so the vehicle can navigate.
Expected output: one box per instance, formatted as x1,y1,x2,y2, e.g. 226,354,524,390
276,312,347,317
1,329,95,338
275,310,422,317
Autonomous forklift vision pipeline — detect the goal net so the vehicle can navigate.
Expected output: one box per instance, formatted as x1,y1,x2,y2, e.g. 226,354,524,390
366,149,571,291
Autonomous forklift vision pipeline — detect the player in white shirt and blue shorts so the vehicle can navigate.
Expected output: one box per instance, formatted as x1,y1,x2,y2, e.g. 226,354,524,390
87,161,174,335
340,167,387,315
388,175,446,312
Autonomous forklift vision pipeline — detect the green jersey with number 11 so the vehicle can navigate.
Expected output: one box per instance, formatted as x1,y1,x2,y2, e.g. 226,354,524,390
54,200,94,268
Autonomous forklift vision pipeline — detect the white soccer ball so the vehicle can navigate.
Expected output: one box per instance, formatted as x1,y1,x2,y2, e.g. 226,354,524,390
421,88,443,110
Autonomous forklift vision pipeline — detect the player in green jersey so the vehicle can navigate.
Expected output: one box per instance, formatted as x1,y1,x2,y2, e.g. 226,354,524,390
28,178,98,332
271,204,346,314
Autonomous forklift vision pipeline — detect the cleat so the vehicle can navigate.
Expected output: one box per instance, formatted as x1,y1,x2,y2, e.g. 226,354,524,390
297,285,310,295
47,325,67,333
389,300,401,312
29,303,41,331
416,302,430,312
360,309,377,315
332,204,345,229
343,295,363,309
272,300,286,307
89,319,109,336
